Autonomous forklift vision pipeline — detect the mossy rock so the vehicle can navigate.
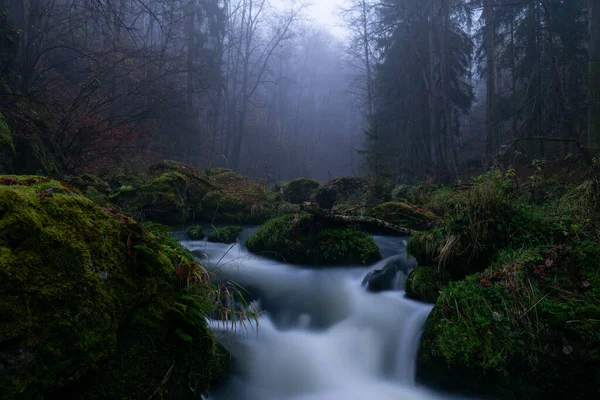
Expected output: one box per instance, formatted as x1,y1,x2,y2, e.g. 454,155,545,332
368,202,437,230
418,244,600,398
187,225,205,240
98,168,144,191
405,266,448,302
201,191,246,220
283,178,320,204
0,177,229,399
110,168,213,225
315,177,367,209
246,213,381,266
65,174,111,196
208,226,242,244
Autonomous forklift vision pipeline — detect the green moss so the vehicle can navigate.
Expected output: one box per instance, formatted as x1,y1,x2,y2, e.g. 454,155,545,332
369,202,437,230
313,228,381,265
314,177,367,209
202,191,245,220
208,226,242,244
66,174,111,194
284,178,320,204
246,213,381,266
419,243,600,398
405,170,564,280
0,177,230,399
405,266,448,302
187,225,205,240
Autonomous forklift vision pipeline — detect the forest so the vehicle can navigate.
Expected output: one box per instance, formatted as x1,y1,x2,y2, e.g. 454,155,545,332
0,0,599,400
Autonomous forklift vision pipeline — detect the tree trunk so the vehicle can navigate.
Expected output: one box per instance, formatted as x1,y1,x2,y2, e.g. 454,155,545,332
428,0,445,172
361,0,374,121
589,0,600,147
437,2,457,178
484,0,496,159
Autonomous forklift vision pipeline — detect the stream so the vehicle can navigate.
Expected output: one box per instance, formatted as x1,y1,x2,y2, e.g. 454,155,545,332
179,228,467,400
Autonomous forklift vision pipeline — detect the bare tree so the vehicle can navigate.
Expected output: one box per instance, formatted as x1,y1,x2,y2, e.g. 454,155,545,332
590,0,600,147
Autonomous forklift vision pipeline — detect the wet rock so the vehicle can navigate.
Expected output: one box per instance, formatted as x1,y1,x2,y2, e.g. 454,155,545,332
362,257,416,292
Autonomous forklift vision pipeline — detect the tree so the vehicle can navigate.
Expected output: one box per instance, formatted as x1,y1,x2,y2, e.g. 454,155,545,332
224,0,303,172
484,0,497,158
590,0,600,147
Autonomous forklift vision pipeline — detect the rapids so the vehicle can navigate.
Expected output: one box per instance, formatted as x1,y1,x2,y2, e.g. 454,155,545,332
178,228,468,400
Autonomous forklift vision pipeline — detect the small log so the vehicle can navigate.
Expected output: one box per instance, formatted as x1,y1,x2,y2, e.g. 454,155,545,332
300,202,414,236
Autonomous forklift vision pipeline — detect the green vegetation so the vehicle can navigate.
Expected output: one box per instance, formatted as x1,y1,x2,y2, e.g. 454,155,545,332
405,266,447,303
420,244,600,397
246,213,381,266
187,225,205,240
283,178,320,204
368,202,437,230
0,177,230,399
412,165,600,398
314,177,367,209
108,162,278,225
208,226,242,244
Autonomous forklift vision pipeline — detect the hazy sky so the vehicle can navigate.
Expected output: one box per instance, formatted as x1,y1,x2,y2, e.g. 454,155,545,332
305,0,349,38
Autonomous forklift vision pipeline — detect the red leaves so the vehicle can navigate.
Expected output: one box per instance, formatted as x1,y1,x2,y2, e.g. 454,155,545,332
531,247,559,280
0,177,19,185
59,180,79,193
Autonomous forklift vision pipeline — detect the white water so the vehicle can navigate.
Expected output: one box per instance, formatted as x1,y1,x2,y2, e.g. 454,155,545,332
179,229,461,400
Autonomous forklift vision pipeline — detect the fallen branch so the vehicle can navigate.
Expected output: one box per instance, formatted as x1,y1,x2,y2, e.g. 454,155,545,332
300,202,414,236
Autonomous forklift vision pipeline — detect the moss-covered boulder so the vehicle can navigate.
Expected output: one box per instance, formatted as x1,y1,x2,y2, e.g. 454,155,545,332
418,244,600,398
0,177,229,399
314,177,367,209
246,213,381,266
201,190,246,221
406,170,560,280
110,162,214,225
283,178,320,204
66,173,111,194
208,226,242,244
368,202,438,231
405,266,448,302
187,225,205,240
108,163,279,225
203,168,279,223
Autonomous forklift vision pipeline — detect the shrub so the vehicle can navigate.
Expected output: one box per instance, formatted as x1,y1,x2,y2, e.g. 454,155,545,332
207,226,242,244
419,243,600,398
187,225,205,240
368,202,438,230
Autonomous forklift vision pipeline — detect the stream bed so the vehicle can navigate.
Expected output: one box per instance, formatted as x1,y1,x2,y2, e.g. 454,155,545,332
179,228,469,400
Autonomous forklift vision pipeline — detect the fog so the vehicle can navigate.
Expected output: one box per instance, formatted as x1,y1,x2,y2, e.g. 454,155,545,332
2,0,596,183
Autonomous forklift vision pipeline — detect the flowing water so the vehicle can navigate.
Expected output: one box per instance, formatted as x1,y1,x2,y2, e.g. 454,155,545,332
179,228,466,400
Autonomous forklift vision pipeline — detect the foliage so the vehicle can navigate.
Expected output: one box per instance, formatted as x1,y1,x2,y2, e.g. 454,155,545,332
208,226,242,244
405,266,448,303
406,169,565,279
420,243,600,398
187,226,205,240
368,201,438,230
